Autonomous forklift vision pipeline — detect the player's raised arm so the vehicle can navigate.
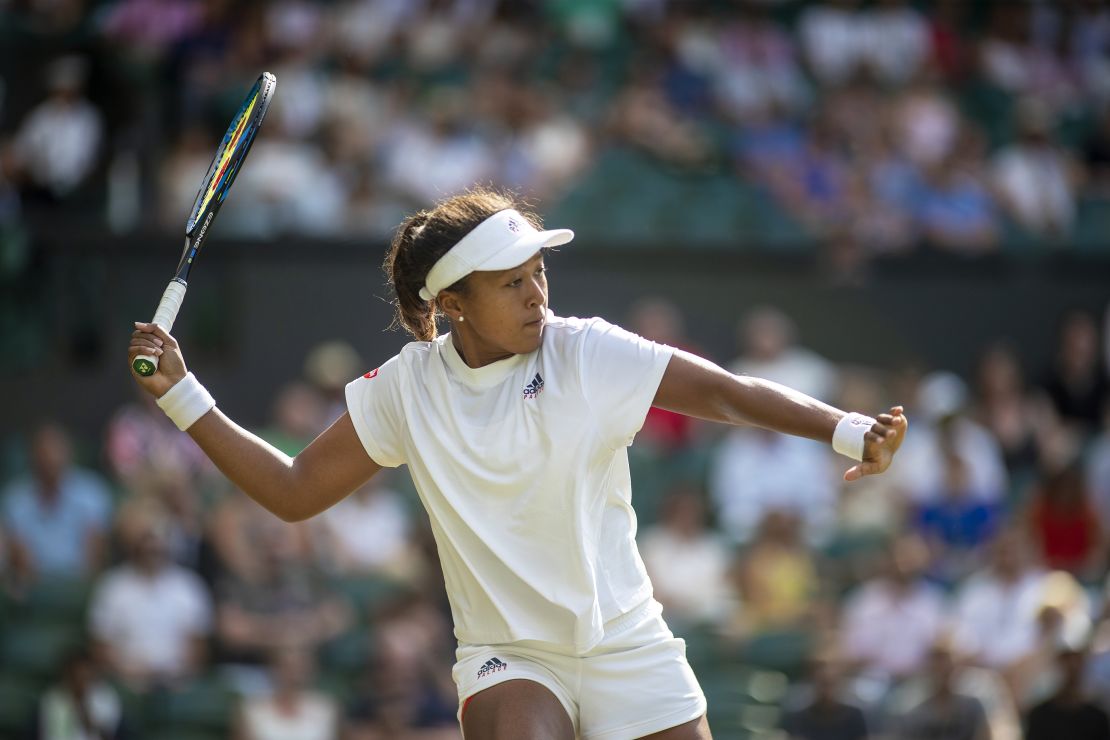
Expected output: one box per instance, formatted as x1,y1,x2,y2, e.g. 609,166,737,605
128,322,380,522
653,348,906,481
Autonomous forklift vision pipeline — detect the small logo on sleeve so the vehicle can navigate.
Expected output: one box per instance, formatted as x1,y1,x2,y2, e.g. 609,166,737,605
363,368,379,379
522,373,544,399
477,657,509,678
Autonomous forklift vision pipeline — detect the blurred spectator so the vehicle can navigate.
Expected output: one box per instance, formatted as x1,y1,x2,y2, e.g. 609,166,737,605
781,651,869,740
38,648,123,740
607,69,713,168
1019,571,1095,707
2,422,112,585
978,3,1079,113
259,382,326,456
710,427,836,546
798,0,870,88
952,531,1047,684
208,488,313,584
732,511,818,636
915,136,1000,254
382,89,496,207
893,371,1009,508
1087,405,1110,536
640,483,735,630
992,97,1079,237
116,477,205,571
1082,104,1110,196
215,516,351,669
914,446,1000,584
236,646,340,740
311,474,417,579
896,638,990,740
217,118,347,238
772,116,854,232
89,511,213,691
927,0,973,82
1025,646,1110,740
1027,463,1105,579
627,298,698,453
891,72,961,169
97,0,205,59
973,342,1043,475
729,307,839,401
1041,311,1109,435
345,591,458,739
304,340,363,425
710,3,810,120
10,56,102,200
105,389,217,490
864,0,931,87
840,534,945,681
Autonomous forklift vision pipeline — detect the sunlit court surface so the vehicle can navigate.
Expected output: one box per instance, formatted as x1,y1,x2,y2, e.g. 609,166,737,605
2,2,1110,740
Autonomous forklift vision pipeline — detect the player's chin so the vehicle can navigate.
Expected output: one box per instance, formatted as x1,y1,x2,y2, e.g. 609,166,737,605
514,325,545,353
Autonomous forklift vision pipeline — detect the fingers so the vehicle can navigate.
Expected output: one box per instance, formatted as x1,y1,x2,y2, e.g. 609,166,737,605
133,322,178,349
129,338,164,354
868,422,896,441
844,461,882,482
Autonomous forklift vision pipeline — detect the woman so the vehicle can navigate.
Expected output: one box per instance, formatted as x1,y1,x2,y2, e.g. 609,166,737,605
129,189,906,740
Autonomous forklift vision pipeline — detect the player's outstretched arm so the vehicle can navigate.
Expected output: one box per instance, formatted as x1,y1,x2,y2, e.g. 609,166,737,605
129,322,381,521
653,349,906,481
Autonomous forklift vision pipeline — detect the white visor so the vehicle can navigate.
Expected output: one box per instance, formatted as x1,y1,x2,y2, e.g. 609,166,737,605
418,209,574,301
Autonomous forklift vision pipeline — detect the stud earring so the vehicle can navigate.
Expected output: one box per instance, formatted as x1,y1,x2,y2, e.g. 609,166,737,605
458,316,465,322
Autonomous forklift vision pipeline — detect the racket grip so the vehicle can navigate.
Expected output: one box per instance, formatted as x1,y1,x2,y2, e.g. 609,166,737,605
133,279,187,377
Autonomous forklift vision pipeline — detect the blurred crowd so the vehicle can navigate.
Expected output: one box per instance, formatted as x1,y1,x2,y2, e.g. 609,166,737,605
4,0,1110,739
4,297,1110,739
4,0,1110,273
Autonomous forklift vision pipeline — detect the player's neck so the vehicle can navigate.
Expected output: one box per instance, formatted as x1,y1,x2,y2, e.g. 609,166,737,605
451,330,514,369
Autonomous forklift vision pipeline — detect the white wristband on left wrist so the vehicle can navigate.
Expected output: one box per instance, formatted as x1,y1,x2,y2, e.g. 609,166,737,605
156,372,216,431
832,412,876,461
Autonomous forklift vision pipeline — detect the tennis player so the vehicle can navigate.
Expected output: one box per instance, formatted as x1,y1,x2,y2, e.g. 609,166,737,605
129,189,906,740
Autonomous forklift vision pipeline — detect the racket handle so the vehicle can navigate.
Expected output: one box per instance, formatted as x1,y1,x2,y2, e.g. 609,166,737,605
133,279,187,377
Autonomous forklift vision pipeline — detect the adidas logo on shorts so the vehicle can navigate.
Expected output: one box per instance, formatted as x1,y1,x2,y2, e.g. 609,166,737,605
477,657,509,678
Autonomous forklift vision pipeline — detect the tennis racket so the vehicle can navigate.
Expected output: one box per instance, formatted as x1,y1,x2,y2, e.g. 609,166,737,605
132,72,277,377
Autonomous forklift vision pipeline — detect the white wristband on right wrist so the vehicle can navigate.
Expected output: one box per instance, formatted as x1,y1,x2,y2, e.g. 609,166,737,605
156,372,216,431
832,412,876,461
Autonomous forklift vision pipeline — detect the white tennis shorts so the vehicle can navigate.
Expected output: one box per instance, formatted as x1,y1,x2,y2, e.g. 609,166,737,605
453,599,707,739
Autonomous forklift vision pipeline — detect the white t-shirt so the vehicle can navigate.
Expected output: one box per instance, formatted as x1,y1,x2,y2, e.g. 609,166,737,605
241,694,338,740
88,564,213,675
345,314,674,653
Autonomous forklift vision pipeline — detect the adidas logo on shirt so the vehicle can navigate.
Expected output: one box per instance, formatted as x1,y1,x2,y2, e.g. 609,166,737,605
477,657,509,678
523,373,544,399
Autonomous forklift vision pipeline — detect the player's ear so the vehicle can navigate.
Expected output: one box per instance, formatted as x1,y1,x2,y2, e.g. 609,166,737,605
437,291,464,323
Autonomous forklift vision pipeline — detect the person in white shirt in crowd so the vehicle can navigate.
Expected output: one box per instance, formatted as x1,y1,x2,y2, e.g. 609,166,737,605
11,55,102,200
714,307,839,545
37,648,123,740
992,96,1080,237
639,483,736,631
951,530,1048,686
236,646,340,740
311,472,417,579
88,509,213,692
840,534,945,682
128,188,906,740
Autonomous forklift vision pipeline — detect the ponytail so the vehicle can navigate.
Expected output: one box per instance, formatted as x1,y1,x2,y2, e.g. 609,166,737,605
383,188,541,341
